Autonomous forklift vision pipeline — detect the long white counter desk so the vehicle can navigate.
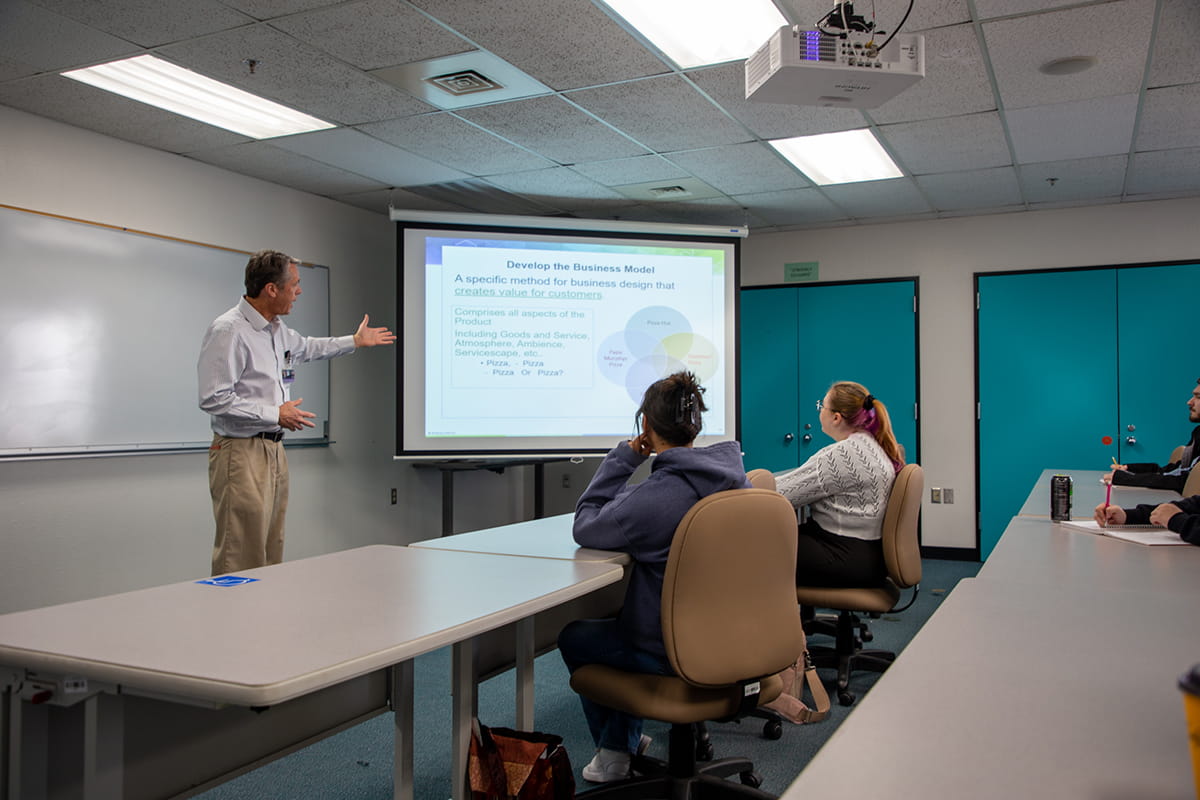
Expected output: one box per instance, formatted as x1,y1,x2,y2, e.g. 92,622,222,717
1018,468,1181,518
781,470,1200,799
0,545,622,800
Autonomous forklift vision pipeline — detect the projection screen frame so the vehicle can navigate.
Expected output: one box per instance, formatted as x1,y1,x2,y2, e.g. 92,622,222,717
392,210,746,459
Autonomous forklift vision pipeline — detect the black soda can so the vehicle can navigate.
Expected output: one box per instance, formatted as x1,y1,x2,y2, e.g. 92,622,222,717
1050,474,1073,521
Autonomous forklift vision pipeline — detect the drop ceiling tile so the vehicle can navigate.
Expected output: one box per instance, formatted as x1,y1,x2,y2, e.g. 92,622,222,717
686,63,867,140
983,0,1155,110
357,113,554,176
915,166,1021,210
28,0,254,48
1136,83,1200,152
879,111,1011,174
157,24,434,125
481,166,627,205
777,0,970,33
1018,155,1127,203
270,127,470,186
185,140,389,195
219,0,341,19
1127,147,1200,195
1147,0,1200,89
567,75,752,152
457,95,649,164
973,0,1103,19
821,177,933,218
403,179,561,215
336,186,467,216
569,155,691,187
731,187,850,227
635,197,752,228
270,0,473,71
0,56,38,82
868,23,994,124
0,74,249,152
1007,94,1137,163
410,0,670,90
666,142,809,196
0,1,138,72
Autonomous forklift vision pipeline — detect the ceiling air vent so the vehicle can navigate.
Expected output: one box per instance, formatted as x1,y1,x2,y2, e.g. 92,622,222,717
424,70,505,96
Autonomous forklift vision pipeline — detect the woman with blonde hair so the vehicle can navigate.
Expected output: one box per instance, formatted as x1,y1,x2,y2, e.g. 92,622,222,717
777,380,905,587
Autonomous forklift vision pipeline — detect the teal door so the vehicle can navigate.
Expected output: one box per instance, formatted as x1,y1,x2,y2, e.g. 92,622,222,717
1116,263,1200,466
741,279,919,473
740,288,799,472
793,281,918,466
977,270,1118,558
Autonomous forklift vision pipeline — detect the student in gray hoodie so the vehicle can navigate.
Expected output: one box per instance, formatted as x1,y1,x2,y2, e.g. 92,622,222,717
559,371,750,783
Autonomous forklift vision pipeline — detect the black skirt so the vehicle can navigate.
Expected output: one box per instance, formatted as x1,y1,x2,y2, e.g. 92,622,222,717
794,517,887,588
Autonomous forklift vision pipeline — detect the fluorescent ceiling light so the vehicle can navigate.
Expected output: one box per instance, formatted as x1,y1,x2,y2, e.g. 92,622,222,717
61,55,334,140
769,129,904,186
598,0,787,69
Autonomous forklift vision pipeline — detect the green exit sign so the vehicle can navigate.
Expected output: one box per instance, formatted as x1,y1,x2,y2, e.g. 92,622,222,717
784,262,819,282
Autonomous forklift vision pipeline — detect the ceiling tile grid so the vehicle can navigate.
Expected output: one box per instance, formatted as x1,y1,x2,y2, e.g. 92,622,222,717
1,0,1198,231
566,75,755,153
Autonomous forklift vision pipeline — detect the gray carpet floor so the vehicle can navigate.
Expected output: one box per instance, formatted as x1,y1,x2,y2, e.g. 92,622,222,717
194,557,980,799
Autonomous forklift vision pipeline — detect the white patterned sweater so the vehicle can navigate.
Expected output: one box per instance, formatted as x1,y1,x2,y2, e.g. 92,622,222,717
775,431,896,541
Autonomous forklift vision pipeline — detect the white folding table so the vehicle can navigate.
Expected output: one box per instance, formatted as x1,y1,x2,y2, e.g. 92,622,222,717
0,544,622,800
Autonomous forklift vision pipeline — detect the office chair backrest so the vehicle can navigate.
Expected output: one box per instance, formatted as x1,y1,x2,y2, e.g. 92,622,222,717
1183,463,1200,498
661,488,803,688
1170,445,1185,466
880,464,924,589
746,468,777,491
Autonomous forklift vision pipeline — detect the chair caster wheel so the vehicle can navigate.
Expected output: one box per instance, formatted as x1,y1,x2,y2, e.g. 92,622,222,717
838,690,855,706
695,739,714,761
739,771,763,789
762,719,783,740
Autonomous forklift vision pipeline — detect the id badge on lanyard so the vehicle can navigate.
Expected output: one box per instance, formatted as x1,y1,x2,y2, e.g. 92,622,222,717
282,349,295,384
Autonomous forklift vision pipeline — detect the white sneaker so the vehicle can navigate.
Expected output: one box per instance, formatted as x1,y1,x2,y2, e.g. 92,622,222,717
582,748,632,783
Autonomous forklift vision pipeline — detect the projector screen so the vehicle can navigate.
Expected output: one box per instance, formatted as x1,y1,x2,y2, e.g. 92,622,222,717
393,211,745,458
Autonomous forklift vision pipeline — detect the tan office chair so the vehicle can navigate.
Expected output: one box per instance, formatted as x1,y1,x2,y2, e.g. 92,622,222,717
795,463,924,707
1182,462,1200,497
570,488,803,800
746,468,776,491
1169,445,1185,466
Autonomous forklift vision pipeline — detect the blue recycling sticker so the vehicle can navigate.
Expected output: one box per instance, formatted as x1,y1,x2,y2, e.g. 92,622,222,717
196,576,261,587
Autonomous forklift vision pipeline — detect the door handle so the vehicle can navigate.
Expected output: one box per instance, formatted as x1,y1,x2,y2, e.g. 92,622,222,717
1126,436,1137,446
802,434,812,444
783,433,794,444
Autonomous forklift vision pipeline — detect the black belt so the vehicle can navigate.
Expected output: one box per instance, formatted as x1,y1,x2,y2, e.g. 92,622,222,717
253,431,285,442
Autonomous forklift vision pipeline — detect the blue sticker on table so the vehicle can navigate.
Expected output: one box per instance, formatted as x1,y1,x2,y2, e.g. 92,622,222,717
195,576,261,587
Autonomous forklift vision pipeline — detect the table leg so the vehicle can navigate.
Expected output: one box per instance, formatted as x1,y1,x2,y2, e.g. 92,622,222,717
442,471,455,536
515,617,535,731
82,693,122,799
451,639,477,800
392,661,414,800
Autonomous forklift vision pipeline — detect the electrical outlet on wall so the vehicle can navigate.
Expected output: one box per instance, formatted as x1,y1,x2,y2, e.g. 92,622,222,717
943,488,954,504
931,487,942,504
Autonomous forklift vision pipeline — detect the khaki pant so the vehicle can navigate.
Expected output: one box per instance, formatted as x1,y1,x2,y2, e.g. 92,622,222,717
208,434,289,576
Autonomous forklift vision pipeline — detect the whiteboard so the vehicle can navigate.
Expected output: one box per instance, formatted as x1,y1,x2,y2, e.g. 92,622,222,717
0,206,330,458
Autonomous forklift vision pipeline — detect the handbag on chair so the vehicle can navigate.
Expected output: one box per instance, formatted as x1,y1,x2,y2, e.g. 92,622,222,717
762,632,831,724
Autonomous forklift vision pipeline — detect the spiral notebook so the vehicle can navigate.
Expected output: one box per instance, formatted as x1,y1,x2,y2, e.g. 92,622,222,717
1057,519,1189,545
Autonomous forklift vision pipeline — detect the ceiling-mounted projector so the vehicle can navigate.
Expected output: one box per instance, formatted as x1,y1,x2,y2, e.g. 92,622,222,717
745,26,924,109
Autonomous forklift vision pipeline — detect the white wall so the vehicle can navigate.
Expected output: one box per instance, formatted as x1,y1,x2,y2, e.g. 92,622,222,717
742,197,1200,552
0,106,536,613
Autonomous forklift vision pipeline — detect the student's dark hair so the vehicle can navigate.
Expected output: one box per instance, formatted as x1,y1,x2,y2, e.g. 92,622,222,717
637,371,707,446
826,380,905,472
244,250,297,298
